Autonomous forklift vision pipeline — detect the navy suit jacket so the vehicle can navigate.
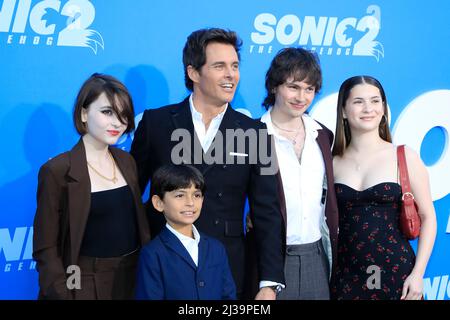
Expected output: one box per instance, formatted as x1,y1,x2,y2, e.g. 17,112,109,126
135,226,236,300
130,97,285,296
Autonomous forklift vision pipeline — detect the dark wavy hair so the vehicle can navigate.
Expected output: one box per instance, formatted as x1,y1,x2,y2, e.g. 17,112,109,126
263,47,322,109
332,75,392,156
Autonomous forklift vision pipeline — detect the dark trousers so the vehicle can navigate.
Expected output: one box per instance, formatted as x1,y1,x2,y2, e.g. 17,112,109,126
74,250,139,300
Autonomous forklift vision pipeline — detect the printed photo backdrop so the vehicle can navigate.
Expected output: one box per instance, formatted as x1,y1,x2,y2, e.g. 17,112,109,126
1,0,449,299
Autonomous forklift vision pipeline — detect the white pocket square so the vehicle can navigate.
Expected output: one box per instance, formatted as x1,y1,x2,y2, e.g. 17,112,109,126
229,152,248,157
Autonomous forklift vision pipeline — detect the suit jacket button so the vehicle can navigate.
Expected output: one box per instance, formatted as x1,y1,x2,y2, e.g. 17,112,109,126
223,165,227,169
214,219,220,225
217,192,222,197
198,281,205,287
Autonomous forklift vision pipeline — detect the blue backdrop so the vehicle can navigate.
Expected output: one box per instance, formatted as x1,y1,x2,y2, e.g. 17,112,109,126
1,0,449,299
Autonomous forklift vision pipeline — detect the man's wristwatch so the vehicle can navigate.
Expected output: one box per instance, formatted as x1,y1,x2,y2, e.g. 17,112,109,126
266,285,282,294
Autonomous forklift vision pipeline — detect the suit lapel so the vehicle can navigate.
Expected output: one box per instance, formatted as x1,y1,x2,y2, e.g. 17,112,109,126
197,234,209,273
316,130,332,163
160,227,197,270
202,105,241,176
316,130,333,212
170,98,202,166
315,129,339,270
170,98,196,135
316,129,334,215
66,139,91,264
316,130,337,230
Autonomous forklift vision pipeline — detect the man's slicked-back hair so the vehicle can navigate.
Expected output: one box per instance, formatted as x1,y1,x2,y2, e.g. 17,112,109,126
183,28,242,91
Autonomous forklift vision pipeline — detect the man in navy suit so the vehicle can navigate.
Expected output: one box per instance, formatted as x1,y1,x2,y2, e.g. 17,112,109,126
131,28,285,299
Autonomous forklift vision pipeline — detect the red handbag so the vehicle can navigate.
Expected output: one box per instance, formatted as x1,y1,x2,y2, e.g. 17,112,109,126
397,145,421,240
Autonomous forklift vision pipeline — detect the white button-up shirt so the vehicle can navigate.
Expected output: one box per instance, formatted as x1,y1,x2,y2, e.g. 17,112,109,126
166,223,201,266
261,109,326,245
189,94,227,152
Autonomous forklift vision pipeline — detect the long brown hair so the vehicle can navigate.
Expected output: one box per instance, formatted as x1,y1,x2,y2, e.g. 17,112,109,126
332,75,392,156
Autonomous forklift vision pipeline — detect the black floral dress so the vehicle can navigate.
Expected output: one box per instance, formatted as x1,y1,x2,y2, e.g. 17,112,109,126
331,182,416,300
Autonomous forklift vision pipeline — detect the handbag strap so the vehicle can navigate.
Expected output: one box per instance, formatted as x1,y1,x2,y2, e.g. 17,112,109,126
397,145,414,200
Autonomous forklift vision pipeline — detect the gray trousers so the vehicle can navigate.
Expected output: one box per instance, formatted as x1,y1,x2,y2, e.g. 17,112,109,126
277,239,330,300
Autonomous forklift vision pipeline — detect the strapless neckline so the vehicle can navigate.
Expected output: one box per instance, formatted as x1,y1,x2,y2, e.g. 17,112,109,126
334,182,401,193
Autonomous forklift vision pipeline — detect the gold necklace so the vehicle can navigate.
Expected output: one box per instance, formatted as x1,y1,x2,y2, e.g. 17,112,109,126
272,120,304,145
272,120,301,133
348,155,362,171
87,151,117,183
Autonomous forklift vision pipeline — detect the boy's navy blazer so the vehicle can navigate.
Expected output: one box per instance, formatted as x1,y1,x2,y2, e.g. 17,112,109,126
135,226,236,300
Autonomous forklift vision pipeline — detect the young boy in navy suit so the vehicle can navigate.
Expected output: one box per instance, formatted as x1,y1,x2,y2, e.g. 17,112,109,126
135,164,236,300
